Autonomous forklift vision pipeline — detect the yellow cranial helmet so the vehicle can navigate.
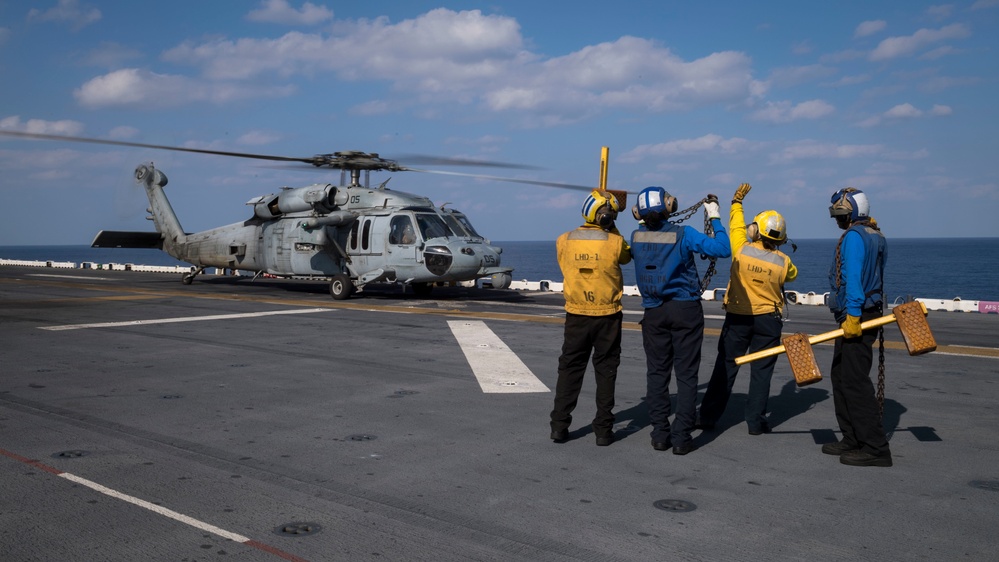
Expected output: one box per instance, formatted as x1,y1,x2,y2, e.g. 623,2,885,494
582,189,621,226
752,210,787,244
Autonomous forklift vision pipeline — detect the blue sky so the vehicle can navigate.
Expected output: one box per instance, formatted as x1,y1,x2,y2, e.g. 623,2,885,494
1,0,997,245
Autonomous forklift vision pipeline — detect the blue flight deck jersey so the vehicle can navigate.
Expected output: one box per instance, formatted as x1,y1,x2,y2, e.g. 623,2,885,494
828,222,886,322
630,218,731,308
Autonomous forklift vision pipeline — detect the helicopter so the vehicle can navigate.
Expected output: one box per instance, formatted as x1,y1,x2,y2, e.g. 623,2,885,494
1,130,603,299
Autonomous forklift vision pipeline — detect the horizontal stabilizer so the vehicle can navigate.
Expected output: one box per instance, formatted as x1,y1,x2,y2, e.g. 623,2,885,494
91,230,164,249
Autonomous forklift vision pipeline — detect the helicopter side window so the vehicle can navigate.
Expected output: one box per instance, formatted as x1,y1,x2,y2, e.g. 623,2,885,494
361,220,371,251
349,221,360,250
415,213,452,240
389,216,417,245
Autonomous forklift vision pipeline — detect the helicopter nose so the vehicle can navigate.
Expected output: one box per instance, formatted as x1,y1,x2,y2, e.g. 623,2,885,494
447,244,498,276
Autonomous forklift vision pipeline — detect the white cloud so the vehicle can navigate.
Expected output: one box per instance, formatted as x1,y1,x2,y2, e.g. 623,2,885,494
856,116,882,128
620,134,754,163
73,68,296,108
708,172,739,185
791,41,813,55
108,126,138,139
858,103,952,127
919,45,961,60
854,20,887,38
884,103,923,118
26,0,101,30
826,74,871,87
971,0,999,10
770,141,884,164
246,0,333,26
154,10,759,122
766,64,837,88
237,130,282,145
84,41,142,67
926,4,955,20
349,100,393,116
869,23,971,61
750,99,835,123
0,115,85,135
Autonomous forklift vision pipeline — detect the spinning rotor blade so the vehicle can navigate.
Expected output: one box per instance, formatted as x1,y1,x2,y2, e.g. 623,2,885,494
393,154,540,170
407,168,603,192
0,130,602,191
0,131,539,171
0,130,309,163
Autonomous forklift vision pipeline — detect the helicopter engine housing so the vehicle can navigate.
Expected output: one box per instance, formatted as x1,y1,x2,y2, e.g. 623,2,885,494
250,184,345,219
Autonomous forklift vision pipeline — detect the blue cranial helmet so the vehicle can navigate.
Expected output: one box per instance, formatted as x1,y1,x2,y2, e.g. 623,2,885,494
829,187,870,222
635,186,677,221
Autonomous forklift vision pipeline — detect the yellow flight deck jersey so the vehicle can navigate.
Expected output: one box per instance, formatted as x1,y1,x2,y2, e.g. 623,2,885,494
557,224,632,316
724,203,798,316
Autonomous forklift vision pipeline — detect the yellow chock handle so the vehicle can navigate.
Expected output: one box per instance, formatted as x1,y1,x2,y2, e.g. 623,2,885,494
734,302,929,366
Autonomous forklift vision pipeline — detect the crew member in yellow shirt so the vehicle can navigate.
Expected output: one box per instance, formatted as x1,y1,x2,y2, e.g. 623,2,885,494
697,183,797,436
550,189,632,446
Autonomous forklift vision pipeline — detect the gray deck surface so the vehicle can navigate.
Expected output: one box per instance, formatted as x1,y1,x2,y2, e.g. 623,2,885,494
1,265,997,561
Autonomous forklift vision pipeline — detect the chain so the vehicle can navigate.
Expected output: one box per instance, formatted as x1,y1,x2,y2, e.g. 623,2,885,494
876,288,886,421
667,196,717,292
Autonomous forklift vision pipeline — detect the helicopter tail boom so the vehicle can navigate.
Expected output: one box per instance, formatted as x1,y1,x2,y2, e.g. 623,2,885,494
134,164,187,253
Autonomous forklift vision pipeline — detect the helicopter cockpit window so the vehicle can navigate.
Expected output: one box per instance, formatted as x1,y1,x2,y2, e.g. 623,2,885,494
349,221,359,250
389,216,418,245
451,212,481,238
415,213,453,240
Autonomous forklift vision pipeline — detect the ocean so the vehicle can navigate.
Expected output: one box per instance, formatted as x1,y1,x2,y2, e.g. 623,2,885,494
2,237,997,302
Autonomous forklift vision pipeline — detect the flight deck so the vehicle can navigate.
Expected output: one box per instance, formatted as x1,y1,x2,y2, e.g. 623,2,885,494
1,265,997,561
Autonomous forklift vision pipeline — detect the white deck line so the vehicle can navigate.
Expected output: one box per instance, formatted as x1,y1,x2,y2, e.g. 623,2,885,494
39,308,331,331
448,320,550,393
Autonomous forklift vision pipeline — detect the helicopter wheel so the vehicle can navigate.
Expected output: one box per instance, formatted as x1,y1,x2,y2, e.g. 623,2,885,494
182,273,194,285
411,282,433,298
329,273,354,300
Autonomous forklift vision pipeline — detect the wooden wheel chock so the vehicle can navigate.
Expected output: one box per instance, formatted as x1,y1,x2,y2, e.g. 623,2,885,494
735,301,936,387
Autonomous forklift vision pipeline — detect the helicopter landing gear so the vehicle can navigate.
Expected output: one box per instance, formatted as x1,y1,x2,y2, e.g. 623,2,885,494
182,266,205,285
329,273,354,300
411,282,433,298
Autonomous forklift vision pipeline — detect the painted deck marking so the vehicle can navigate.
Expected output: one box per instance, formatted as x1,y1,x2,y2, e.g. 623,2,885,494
448,320,550,393
0,447,308,562
40,308,331,331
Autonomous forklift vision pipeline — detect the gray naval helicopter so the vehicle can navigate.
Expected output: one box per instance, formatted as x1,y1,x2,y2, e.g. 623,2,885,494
3,130,596,299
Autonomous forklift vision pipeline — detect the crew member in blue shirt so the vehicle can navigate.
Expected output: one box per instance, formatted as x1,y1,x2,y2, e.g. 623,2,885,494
823,187,892,467
630,187,730,455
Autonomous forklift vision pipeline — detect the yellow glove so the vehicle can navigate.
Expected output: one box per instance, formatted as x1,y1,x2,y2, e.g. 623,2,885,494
732,183,752,204
841,315,862,338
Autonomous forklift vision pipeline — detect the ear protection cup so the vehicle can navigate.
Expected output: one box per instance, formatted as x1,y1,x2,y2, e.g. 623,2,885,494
636,186,678,220
746,222,760,242
663,193,678,215
582,189,620,224
595,206,618,228
829,187,869,222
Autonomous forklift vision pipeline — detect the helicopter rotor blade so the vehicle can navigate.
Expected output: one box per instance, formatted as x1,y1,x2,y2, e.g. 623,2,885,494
391,154,541,170
0,130,314,163
405,168,608,193
0,130,549,173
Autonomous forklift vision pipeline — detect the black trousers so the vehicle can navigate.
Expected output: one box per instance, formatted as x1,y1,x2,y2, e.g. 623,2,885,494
830,309,890,455
641,300,704,447
700,312,783,430
550,312,622,438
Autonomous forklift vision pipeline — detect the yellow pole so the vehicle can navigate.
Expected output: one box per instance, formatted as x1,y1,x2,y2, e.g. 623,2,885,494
598,146,609,191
